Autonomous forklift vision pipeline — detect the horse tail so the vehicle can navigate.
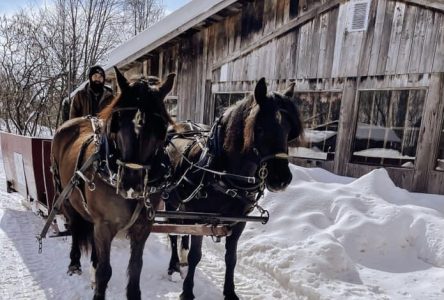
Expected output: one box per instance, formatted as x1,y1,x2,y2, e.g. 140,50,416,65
73,213,94,253
62,197,94,254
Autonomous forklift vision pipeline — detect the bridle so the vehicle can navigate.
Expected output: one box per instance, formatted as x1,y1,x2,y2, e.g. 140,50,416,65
104,105,172,199
165,112,291,205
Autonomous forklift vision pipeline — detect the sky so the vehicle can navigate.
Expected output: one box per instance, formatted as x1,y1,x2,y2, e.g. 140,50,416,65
3,153,444,299
0,0,191,16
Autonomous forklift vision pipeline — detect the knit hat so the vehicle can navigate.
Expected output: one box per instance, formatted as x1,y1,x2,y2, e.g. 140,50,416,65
88,65,105,81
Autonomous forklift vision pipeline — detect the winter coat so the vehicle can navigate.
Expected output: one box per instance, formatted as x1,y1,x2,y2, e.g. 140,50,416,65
69,83,114,119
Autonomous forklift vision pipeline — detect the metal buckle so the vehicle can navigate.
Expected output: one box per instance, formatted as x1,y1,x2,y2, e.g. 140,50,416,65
247,177,256,184
226,189,237,198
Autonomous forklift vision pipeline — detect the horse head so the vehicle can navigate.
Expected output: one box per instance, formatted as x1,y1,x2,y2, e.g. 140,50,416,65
100,67,175,198
224,78,303,192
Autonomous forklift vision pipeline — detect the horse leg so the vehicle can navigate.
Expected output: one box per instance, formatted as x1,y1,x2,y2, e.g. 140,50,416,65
126,222,150,300
180,235,203,300
180,235,190,265
179,235,190,279
90,237,98,289
168,234,181,277
68,228,82,275
223,222,246,300
92,222,116,300
64,201,91,275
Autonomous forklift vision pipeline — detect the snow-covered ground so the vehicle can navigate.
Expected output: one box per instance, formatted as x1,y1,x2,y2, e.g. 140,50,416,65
1,154,444,299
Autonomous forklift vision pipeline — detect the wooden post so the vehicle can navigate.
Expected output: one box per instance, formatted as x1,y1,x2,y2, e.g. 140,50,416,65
413,73,444,192
334,78,357,175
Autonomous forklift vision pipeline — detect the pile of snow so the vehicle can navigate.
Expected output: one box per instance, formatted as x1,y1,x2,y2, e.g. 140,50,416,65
233,166,444,299
2,155,444,299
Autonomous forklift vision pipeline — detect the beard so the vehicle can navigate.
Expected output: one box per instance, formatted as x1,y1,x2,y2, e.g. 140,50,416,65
90,80,104,93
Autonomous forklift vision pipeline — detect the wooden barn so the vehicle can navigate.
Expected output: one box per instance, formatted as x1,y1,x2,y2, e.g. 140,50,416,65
102,0,444,194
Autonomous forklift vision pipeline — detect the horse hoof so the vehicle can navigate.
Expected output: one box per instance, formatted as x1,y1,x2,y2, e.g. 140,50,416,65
90,265,96,289
67,265,82,276
224,293,240,300
168,271,182,282
179,292,194,300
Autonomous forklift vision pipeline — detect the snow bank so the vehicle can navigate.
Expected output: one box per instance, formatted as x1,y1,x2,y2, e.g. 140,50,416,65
232,165,444,299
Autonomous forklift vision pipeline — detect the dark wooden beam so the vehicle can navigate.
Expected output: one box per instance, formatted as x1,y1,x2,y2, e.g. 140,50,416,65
151,224,232,236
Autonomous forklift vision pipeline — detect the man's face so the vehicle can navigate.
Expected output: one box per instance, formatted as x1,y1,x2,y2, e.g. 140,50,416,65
91,73,104,84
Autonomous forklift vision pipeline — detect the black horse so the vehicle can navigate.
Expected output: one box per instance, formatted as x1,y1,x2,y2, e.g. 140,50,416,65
158,78,303,300
51,67,175,300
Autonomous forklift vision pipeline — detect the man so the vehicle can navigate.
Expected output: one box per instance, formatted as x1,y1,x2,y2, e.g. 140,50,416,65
69,65,114,119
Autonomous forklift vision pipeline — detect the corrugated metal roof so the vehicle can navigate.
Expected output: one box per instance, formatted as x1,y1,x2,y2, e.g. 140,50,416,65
103,0,238,72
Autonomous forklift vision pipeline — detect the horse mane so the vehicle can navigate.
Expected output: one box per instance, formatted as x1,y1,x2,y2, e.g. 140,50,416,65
98,95,120,120
222,94,259,155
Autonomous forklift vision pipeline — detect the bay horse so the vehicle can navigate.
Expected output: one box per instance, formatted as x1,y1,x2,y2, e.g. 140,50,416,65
51,67,175,300
158,78,303,300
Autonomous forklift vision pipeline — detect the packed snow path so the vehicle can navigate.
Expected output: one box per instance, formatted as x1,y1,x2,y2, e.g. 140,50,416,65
0,158,294,300
2,156,444,299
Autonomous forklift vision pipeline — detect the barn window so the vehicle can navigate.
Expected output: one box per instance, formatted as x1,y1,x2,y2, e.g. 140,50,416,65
351,89,425,167
213,93,248,119
165,96,178,121
347,0,371,32
289,92,342,160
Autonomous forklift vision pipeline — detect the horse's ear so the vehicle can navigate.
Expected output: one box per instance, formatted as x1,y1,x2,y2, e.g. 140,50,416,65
114,66,129,92
160,73,176,97
254,78,267,105
283,81,295,98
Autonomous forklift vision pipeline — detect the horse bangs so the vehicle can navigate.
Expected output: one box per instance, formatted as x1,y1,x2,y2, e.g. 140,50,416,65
223,95,257,154
243,104,259,153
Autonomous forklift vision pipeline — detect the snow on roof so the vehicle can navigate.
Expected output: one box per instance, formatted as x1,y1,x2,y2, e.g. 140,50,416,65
103,0,238,71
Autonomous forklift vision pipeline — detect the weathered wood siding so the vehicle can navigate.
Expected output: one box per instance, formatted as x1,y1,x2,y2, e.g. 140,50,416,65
122,0,444,193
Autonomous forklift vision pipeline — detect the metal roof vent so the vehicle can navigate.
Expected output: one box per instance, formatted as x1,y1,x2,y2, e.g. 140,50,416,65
347,0,371,32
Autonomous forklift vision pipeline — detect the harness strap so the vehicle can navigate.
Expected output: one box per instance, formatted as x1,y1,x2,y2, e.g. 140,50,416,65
168,140,257,184
119,200,145,233
36,147,100,252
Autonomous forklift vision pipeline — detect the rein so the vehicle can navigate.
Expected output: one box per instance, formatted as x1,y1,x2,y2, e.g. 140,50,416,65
165,119,289,214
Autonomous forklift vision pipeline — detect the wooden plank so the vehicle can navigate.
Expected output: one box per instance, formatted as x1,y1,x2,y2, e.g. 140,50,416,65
317,12,330,78
367,0,387,75
297,20,312,78
212,0,341,71
331,2,347,78
408,7,427,73
385,2,406,74
322,7,339,78
344,31,365,77
309,15,322,78
432,14,444,72
395,5,417,74
152,224,231,236
358,0,379,76
376,0,396,74
419,10,441,73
